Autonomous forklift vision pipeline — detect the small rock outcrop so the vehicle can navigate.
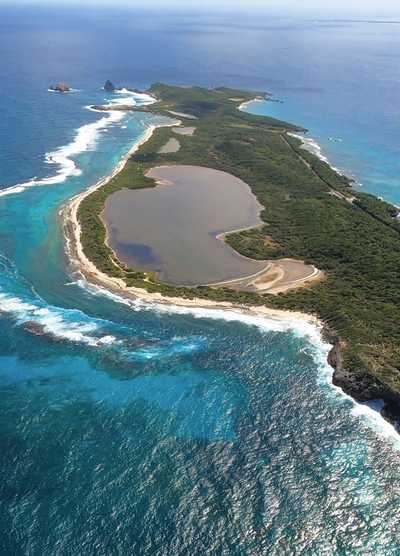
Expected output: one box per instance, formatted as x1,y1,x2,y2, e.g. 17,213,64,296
104,80,117,92
49,82,71,93
23,321,46,336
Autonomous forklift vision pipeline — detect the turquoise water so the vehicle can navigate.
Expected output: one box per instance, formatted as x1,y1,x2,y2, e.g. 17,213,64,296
1,6,400,553
240,18,400,205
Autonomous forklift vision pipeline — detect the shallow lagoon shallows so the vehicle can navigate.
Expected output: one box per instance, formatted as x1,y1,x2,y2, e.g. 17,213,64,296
104,165,268,285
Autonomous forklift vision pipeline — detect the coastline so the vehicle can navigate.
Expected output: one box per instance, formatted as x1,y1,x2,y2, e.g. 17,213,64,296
238,97,264,111
287,131,350,180
63,142,400,438
242,98,353,184
62,90,400,437
63,124,324,332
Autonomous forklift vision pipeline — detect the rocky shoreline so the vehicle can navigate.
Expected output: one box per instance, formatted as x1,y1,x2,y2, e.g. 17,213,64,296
324,327,400,428
66,168,398,429
49,82,71,92
65,83,400,435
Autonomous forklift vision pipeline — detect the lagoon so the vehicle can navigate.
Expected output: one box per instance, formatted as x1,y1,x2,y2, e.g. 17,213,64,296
104,165,268,285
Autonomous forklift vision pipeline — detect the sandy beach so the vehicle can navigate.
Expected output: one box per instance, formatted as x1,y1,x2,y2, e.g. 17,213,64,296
62,123,323,332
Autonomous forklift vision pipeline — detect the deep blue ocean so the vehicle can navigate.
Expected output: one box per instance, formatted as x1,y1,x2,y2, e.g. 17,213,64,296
1,5,400,554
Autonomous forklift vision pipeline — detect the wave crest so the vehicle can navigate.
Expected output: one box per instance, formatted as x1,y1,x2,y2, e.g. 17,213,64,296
0,90,156,197
0,291,116,347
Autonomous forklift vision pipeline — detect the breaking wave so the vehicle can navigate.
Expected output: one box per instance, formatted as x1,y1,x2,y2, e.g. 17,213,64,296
113,89,156,106
0,291,116,347
77,277,400,447
76,278,328,353
0,90,155,198
0,110,124,197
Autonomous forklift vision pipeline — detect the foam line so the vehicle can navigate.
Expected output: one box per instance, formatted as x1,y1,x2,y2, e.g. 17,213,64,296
0,291,116,347
77,278,400,447
115,89,156,105
0,90,155,197
76,278,327,347
0,110,124,197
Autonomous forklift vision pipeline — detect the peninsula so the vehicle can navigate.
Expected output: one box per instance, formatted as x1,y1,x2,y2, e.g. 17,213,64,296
66,83,400,422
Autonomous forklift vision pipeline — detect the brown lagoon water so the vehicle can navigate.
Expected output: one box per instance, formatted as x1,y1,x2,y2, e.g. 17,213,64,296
104,165,268,285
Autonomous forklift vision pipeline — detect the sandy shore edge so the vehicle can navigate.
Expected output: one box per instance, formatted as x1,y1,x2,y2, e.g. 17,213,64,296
62,121,325,335
57,100,400,441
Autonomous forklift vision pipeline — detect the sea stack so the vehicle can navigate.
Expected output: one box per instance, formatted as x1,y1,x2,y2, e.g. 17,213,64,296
104,80,117,92
49,82,71,93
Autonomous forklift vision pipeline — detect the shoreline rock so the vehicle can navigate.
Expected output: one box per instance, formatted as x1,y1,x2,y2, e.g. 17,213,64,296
104,80,117,92
23,321,47,336
49,82,71,93
324,324,400,428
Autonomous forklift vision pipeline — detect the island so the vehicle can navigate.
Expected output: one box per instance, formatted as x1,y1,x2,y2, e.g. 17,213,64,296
104,80,117,92
65,83,400,424
49,82,71,92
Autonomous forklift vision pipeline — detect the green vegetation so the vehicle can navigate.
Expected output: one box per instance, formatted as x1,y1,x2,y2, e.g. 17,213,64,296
79,83,400,397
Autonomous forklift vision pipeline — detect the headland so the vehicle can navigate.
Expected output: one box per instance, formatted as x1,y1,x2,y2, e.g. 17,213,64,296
64,82,400,425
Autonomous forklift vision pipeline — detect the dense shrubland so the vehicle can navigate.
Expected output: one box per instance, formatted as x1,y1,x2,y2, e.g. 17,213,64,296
79,84,400,393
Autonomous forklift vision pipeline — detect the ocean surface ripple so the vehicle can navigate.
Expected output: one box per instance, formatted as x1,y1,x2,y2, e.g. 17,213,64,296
1,6,400,554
